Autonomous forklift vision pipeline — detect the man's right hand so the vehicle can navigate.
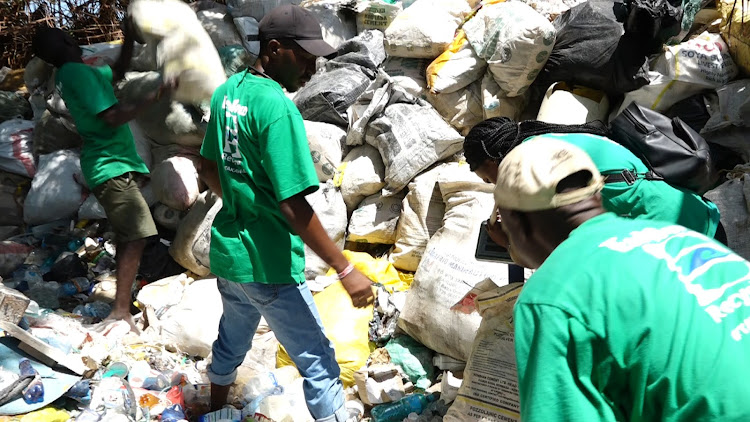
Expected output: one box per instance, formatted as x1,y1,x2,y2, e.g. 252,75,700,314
341,268,375,308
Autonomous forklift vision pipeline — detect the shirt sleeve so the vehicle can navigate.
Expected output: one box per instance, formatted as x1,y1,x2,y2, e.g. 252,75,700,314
200,92,222,162
59,65,118,116
259,110,319,202
514,303,619,422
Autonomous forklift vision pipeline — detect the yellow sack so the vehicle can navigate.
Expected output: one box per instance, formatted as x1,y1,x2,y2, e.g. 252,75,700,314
277,280,375,388
329,250,413,293
719,0,750,75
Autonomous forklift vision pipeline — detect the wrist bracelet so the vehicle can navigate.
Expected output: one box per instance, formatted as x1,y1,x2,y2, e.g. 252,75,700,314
337,263,355,279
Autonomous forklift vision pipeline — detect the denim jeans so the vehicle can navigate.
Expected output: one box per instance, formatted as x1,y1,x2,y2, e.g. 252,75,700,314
208,278,347,421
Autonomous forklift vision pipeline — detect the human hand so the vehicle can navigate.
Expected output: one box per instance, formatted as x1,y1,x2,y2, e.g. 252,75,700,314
340,268,375,308
487,215,510,249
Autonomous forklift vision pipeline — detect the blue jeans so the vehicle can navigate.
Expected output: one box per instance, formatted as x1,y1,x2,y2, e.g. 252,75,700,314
208,278,347,421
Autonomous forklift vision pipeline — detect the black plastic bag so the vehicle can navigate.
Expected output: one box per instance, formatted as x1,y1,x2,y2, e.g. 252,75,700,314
535,0,650,95
665,94,710,133
43,254,88,282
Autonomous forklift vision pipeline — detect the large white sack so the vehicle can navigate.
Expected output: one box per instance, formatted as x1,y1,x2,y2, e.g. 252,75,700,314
702,80,750,161
117,72,207,147
704,167,750,260
170,190,222,276
233,17,260,58
356,0,403,34
398,162,511,361
348,71,464,196
302,0,358,49
426,79,484,136
390,164,446,272
463,1,556,97
382,57,429,99
384,0,472,59
445,281,523,422
129,121,154,170
305,120,346,182
480,72,527,120
347,191,405,244
226,0,301,20
130,0,227,104
426,29,486,95
304,181,347,279
617,32,738,115
337,145,386,213
24,149,85,225
0,119,35,178
197,9,243,49
151,155,201,211
148,276,223,357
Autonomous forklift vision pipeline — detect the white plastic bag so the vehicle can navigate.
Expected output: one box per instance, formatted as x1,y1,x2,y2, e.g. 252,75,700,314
382,57,430,99
426,79,484,136
226,0,301,20
347,191,405,244
384,0,472,59
305,120,346,182
390,164,446,272
337,145,386,213
618,32,738,115
303,0,357,49
398,162,511,360
480,71,527,120
463,1,556,97
0,119,35,178
197,9,243,49
24,149,84,225
426,29,486,95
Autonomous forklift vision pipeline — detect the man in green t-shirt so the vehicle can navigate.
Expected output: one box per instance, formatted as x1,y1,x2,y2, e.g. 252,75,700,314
197,5,374,421
32,25,175,329
492,137,750,421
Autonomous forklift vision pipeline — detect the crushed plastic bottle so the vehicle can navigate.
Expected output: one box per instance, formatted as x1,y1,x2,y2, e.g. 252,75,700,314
58,277,91,296
241,366,299,403
370,393,438,422
19,358,44,404
242,384,283,417
73,301,112,319
128,360,169,391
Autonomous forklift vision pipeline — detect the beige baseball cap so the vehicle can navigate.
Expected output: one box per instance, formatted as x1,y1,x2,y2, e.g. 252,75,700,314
493,135,604,212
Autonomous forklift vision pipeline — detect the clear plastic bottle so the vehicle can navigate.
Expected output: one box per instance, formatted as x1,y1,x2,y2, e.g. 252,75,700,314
241,366,299,402
73,301,112,319
370,393,438,422
19,358,44,404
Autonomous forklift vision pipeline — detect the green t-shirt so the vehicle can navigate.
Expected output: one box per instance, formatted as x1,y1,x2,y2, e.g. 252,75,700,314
515,213,750,421
523,133,720,237
55,63,148,188
200,71,319,284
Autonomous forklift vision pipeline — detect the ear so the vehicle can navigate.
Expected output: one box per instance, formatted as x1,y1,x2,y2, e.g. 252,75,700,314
266,39,283,57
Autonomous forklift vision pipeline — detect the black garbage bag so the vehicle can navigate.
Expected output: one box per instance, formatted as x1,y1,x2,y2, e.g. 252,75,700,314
535,0,652,95
138,237,185,282
43,253,88,282
665,93,711,133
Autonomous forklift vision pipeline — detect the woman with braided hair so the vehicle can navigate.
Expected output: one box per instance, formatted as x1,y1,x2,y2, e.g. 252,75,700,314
465,117,724,246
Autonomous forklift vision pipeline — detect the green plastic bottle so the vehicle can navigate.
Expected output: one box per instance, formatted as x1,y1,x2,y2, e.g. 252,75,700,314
370,393,438,422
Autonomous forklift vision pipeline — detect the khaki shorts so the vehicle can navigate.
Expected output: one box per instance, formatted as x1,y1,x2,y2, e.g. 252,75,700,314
92,173,158,243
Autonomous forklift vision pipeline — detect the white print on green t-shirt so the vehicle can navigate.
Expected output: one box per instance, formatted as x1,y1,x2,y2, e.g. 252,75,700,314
600,225,750,341
222,95,245,173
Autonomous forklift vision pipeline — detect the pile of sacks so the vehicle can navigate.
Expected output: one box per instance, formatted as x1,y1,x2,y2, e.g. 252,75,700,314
3,0,750,420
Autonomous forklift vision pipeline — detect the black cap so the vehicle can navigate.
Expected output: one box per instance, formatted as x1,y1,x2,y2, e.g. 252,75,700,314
258,5,337,58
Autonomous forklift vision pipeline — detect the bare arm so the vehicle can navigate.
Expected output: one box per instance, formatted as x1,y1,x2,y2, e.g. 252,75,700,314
198,157,223,199
112,16,136,83
280,193,374,307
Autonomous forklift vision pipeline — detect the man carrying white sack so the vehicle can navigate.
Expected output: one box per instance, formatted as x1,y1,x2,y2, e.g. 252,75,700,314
197,5,375,421
491,136,750,421
32,24,176,331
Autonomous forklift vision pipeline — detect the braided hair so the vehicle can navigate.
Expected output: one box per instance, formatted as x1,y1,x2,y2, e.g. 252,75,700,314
464,117,611,171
